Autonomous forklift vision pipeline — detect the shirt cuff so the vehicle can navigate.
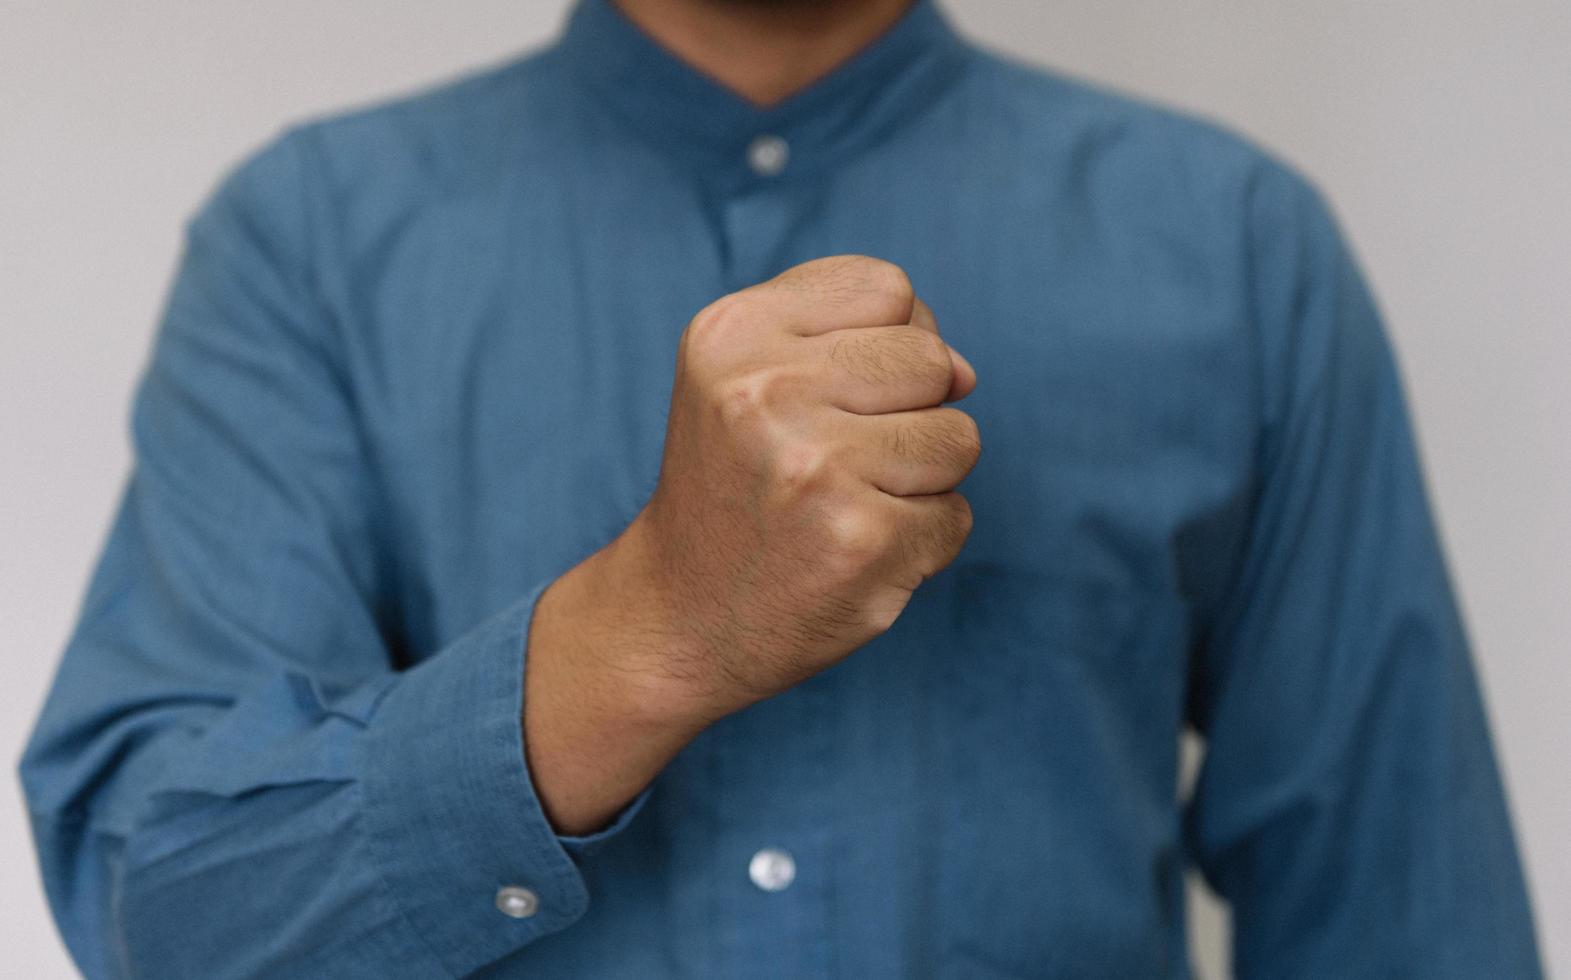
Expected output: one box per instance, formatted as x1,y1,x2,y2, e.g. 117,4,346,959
358,580,649,976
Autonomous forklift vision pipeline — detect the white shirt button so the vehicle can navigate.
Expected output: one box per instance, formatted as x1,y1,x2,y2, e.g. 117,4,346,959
495,885,540,919
748,847,796,892
747,134,789,177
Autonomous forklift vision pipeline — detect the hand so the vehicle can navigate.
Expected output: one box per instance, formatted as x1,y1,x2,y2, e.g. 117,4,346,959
623,254,980,720
523,255,979,834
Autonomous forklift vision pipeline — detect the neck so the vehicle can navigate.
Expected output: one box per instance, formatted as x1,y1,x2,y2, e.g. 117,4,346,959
610,0,915,108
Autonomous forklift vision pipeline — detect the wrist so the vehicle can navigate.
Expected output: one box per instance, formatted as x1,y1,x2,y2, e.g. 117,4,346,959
522,527,713,836
586,514,732,731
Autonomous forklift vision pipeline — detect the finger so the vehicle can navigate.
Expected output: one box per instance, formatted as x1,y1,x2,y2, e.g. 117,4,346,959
944,345,976,403
811,325,955,414
887,491,974,580
908,298,976,402
839,407,981,496
756,255,916,336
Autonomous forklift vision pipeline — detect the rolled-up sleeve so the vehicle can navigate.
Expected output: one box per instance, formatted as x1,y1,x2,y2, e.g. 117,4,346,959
17,126,644,979
1183,162,1542,977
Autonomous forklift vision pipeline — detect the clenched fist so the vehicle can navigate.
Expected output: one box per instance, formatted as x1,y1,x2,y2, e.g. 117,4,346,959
633,255,979,715
524,255,979,833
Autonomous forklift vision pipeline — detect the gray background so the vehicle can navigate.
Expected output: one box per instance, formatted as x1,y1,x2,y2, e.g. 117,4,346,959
2,2,1566,976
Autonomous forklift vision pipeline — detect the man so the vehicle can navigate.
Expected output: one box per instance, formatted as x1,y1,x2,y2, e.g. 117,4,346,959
18,0,1541,976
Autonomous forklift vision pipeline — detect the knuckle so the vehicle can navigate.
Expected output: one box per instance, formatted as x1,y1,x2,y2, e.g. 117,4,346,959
684,297,751,378
823,506,889,570
928,493,970,535
781,255,913,323
950,411,982,467
770,258,821,291
686,294,741,347
854,256,913,304
772,441,833,495
914,326,948,358
711,365,796,423
829,255,913,322
914,496,972,576
911,331,954,388
714,372,768,423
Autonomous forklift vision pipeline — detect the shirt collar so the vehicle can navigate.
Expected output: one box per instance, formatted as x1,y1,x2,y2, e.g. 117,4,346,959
554,0,971,188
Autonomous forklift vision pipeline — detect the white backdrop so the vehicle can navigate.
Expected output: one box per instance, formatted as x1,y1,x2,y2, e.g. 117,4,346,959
2,2,1566,976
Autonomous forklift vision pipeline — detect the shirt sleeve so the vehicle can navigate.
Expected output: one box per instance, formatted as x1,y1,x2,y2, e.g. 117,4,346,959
1182,162,1542,978
17,126,647,980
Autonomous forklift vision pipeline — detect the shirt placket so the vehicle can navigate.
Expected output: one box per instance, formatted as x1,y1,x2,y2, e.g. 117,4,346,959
717,131,808,290
699,133,842,979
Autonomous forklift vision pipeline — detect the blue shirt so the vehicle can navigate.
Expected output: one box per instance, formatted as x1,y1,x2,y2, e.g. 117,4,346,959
19,1,1541,977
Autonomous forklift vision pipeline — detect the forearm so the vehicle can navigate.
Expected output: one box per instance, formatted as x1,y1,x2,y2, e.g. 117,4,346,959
522,516,716,836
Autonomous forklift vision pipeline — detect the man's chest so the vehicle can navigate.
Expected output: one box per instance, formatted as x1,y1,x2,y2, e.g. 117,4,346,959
345,178,1256,657
344,196,1234,974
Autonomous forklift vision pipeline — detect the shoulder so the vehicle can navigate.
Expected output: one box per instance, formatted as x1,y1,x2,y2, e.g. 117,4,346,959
198,46,561,230
182,44,579,310
955,44,1329,241
293,48,561,199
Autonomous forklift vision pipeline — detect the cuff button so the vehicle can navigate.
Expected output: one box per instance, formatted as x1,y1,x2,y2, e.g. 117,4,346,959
495,885,540,919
